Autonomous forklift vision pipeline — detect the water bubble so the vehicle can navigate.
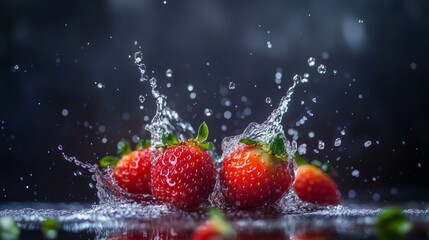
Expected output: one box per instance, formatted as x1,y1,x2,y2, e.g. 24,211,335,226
13,65,19,70
166,69,173,77
410,62,417,70
267,41,272,48
134,41,138,46
358,94,363,99
134,51,143,64
96,82,105,89
317,64,327,74
307,57,316,66
139,95,145,103
334,138,342,147
204,108,213,116
101,138,107,143
340,130,346,135
275,78,282,84
352,170,360,177
190,92,197,99
229,82,236,90
364,140,372,147
61,109,69,117
312,97,317,103
163,0,167,4
265,97,271,104
348,189,357,198
318,140,325,150
333,70,338,75
58,145,63,151
221,125,227,131
358,19,364,23
166,83,171,88
308,131,315,138
275,72,282,80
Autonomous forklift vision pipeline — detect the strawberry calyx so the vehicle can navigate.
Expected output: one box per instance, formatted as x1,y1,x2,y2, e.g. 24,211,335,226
99,139,151,168
206,208,235,238
294,153,338,177
160,122,214,151
239,133,288,161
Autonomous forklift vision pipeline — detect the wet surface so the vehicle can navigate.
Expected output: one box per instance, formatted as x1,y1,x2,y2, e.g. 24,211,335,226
1,201,428,239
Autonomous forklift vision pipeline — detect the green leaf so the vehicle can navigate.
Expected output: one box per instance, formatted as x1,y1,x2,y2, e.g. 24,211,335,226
375,207,412,240
136,139,151,150
162,132,180,146
294,152,308,166
198,142,214,151
117,140,132,156
99,156,120,168
194,122,209,143
0,216,20,240
269,133,286,156
41,219,60,239
239,138,258,145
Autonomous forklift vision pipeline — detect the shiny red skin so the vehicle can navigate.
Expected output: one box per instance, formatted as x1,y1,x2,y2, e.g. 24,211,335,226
151,144,216,208
220,145,293,209
293,165,341,205
112,149,152,195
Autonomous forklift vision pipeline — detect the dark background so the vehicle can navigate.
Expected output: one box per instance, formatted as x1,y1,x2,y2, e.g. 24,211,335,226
1,0,428,203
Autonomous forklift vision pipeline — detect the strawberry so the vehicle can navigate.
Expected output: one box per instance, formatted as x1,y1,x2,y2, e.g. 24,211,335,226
191,209,235,240
292,157,341,205
100,139,152,195
220,134,293,209
151,122,216,208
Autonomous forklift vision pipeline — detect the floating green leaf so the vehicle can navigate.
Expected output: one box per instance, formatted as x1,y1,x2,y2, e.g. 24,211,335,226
375,207,412,240
162,132,180,146
117,140,132,156
207,209,235,238
194,122,209,143
269,133,286,156
0,216,20,240
41,219,60,239
99,156,120,168
239,138,258,145
136,139,151,150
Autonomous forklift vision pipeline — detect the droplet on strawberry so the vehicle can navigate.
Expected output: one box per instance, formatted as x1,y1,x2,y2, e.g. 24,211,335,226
151,122,216,208
293,164,341,205
220,133,294,209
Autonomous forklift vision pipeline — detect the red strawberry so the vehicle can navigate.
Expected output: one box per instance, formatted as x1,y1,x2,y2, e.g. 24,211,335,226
220,134,293,209
100,140,152,195
292,161,341,205
191,209,235,240
151,122,216,208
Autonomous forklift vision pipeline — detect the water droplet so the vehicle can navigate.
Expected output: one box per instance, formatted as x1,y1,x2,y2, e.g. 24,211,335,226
308,131,315,138
358,94,363,99
364,140,372,147
134,41,138,45
334,138,342,147
139,95,145,103
321,52,330,60
340,130,346,135
410,62,417,70
229,82,236,90
187,84,194,91
265,97,271,104
13,65,19,70
317,64,327,74
96,83,104,89
312,97,317,103
358,19,364,23
190,92,196,99
134,51,143,64
224,111,232,119
204,108,213,116
58,145,63,151
267,41,272,48
163,0,167,4
101,138,107,144
307,57,316,67
318,140,325,150
166,69,173,77
61,109,69,117
293,74,302,83
275,72,282,80
352,170,360,177
333,70,338,75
